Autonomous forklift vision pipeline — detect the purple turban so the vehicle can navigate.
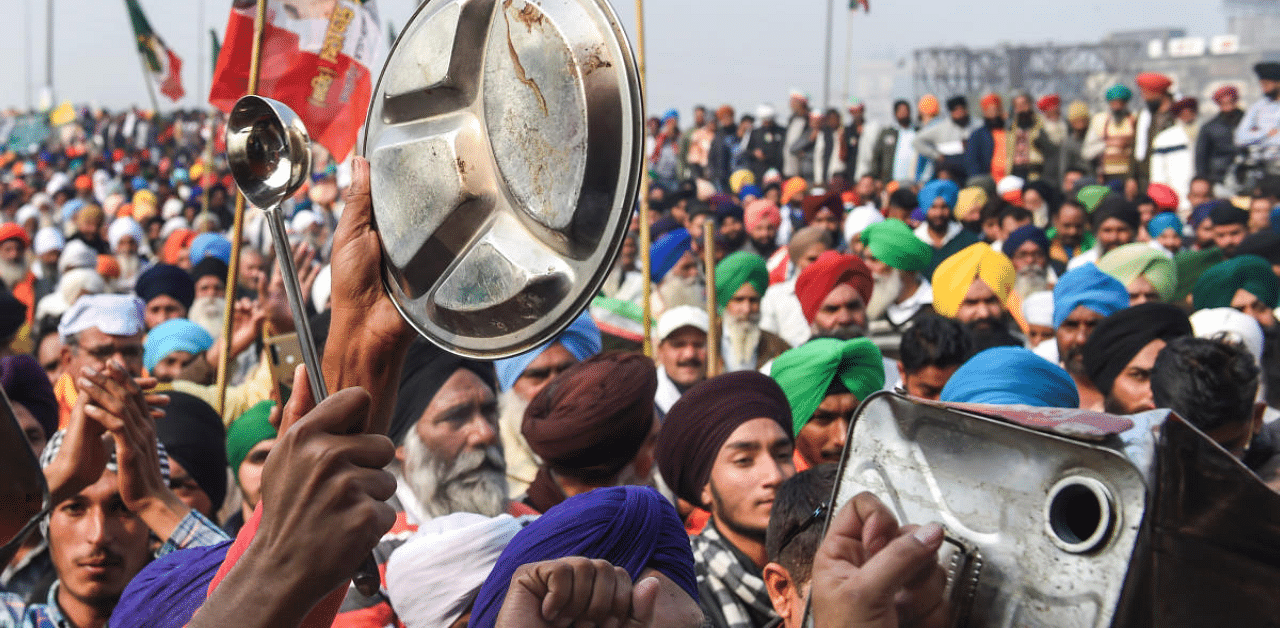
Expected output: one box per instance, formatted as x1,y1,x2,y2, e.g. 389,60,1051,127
656,371,792,508
0,354,57,439
468,486,698,628
109,540,232,628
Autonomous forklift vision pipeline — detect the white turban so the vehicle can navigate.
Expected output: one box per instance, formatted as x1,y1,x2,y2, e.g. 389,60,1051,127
57,240,99,274
16,204,39,226
161,216,190,240
386,513,526,628
57,293,145,342
162,198,185,220
108,217,146,254
1022,290,1055,329
1190,307,1264,368
34,227,64,256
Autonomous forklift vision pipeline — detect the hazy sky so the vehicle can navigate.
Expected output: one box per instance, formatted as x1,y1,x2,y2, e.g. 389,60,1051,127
1,0,1232,120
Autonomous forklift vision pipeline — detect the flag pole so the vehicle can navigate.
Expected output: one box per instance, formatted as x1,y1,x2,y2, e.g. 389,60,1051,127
634,0,653,357
703,224,719,377
216,0,268,416
134,52,162,113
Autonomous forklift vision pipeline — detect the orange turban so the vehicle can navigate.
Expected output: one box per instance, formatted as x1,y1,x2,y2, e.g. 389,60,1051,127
918,95,939,116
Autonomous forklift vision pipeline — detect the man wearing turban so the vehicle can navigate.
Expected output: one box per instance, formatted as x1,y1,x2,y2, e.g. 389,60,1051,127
1096,242,1178,305
859,219,935,338
1193,254,1278,332
743,199,782,259
144,318,215,383
760,227,836,348
1002,224,1055,300
1235,62,1280,166
1047,265,1131,410
1067,194,1140,271
931,242,1019,337
716,251,790,372
1134,72,1177,185
794,251,873,342
519,353,659,513
771,338,884,471
493,311,601,497
134,263,195,330
913,179,980,277
1083,302,1192,414
0,223,36,324
964,93,1008,180
223,400,277,536
1083,84,1138,183
649,227,705,314
655,371,795,628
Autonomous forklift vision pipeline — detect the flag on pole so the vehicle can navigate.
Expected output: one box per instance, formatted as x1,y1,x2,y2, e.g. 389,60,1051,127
210,29,222,76
125,0,186,102
849,0,870,11
209,0,381,162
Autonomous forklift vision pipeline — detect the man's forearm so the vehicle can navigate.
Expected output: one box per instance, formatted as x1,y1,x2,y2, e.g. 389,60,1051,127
322,317,412,437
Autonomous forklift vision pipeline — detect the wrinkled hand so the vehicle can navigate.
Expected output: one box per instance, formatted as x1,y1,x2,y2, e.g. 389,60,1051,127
252,364,397,603
495,557,659,628
810,493,948,628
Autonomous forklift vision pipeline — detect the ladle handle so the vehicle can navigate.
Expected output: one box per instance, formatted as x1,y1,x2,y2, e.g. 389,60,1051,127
263,205,329,403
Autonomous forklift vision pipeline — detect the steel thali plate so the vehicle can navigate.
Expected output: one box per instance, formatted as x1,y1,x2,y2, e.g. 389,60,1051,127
362,0,642,358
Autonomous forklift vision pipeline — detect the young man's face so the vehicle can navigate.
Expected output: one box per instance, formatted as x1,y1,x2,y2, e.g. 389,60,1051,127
1105,339,1165,415
1096,218,1135,254
724,283,762,322
48,471,152,611
899,363,960,401
702,418,794,536
1056,305,1104,375
794,392,856,467
1212,222,1248,255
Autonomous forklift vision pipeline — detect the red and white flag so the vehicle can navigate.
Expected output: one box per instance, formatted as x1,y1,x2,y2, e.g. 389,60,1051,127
210,0,381,161
126,0,185,102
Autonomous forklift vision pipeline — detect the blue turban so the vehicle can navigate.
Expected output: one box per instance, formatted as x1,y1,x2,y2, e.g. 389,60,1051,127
144,318,215,372
494,310,603,392
662,108,679,124
1189,201,1216,229
1001,224,1050,258
135,263,195,311
918,179,959,211
941,346,1079,408
60,198,86,224
1052,264,1130,329
650,227,692,282
739,184,763,201
189,233,232,265
1146,211,1183,239
468,486,698,628
109,540,232,628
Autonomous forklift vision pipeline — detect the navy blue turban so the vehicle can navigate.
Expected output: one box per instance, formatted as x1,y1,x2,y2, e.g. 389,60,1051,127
650,228,693,283
468,486,698,628
135,263,195,311
1001,224,1050,258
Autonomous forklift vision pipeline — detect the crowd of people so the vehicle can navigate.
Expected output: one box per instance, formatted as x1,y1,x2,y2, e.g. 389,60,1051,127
1,60,1279,628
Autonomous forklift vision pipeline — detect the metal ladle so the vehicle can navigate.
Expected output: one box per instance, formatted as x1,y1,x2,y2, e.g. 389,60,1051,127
226,95,380,596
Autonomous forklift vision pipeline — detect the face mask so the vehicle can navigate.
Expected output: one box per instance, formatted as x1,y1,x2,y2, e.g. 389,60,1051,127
1146,98,1163,113
955,114,971,128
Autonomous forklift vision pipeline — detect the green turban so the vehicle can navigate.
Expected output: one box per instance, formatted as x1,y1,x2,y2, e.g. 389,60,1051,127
715,251,769,312
226,400,277,477
1096,242,1178,302
860,219,932,272
1173,247,1226,302
1076,185,1111,213
1105,84,1132,102
771,338,885,435
1193,254,1279,311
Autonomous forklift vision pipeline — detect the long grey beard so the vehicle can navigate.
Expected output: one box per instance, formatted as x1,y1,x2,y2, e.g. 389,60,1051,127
188,296,226,340
867,270,903,322
0,259,28,288
116,254,142,281
402,430,509,519
1014,265,1049,299
658,274,705,310
722,312,762,370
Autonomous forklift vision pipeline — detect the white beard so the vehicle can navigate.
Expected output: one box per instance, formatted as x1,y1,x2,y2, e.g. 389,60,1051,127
722,312,762,371
658,274,705,310
402,429,509,519
0,259,28,289
116,254,142,281
867,270,903,322
188,296,226,340
1014,265,1049,299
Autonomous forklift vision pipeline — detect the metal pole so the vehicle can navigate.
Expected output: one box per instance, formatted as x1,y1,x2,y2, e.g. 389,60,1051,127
822,0,833,108
265,207,328,402
197,0,205,105
24,0,32,109
216,0,268,415
135,52,162,113
44,0,53,105
843,7,854,106
634,0,653,357
703,224,718,377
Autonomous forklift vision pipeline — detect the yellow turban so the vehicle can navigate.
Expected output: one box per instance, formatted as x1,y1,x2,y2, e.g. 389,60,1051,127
953,186,988,221
729,169,756,195
1067,100,1089,122
931,243,1015,318
133,189,157,211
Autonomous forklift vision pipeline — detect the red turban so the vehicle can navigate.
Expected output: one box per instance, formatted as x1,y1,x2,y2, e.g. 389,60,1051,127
801,193,844,225
1037,94,1060,112
0,223,31,248
795,250,873,323
1146,183,1179,210
744,199,781,232
980,92,1003,110
1136,72,1172,94
1213,85,1239,102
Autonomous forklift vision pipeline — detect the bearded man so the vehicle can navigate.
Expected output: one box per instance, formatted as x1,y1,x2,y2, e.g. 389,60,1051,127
1002,224,1055,299
716,252,790,372
0,223,36,323
335,339,535,627
859,218,935,344
107,216,148,291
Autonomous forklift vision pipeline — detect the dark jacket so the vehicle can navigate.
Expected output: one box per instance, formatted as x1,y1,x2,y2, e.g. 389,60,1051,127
964,124,1001,179
869,124,906,183
1195,109,1245,183
746,123,786,179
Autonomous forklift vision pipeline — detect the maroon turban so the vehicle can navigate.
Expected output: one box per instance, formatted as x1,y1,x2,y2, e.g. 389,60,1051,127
523,352,658,481
800,193,845,225
655,371,792,508
794,250,873,323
